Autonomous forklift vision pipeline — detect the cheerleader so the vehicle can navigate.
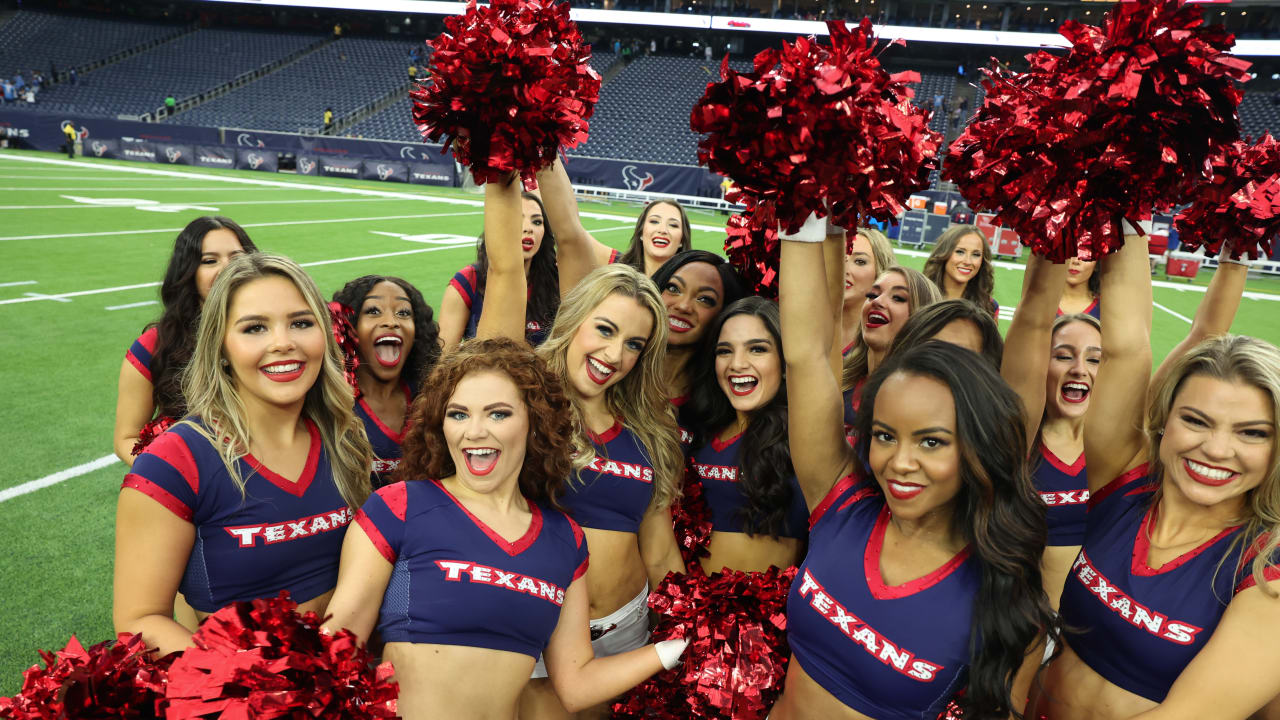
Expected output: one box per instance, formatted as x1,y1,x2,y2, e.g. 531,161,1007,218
771,224,1052,719
332,275,441,487
475,177,687,719
113,216,257,464
1028,232,1280,720
114,253,374,656
321,337,688,720
840,227,897,355
614,199,694,276
650,250,747,404
922,224,999,318
438,191,561,348
1056,256,1100,319
884,298,1004,368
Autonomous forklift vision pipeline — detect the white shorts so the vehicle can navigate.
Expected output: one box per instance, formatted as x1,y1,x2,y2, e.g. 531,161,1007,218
531,583,650,678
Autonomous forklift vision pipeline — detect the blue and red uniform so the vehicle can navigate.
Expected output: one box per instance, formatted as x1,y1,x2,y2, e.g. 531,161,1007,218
559,420,655,533
125,326,160,382
1059,466,1280,702
449,264,549,346
787,477,977,718
357,480,588,657
842,377,865,442
121,418,351,613
1034,443,1089,546
1057,297,1101,320
670,394,693,449
689,432,807,539
355,382,412,488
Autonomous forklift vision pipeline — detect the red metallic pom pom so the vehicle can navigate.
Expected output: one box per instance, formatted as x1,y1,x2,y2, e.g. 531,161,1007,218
412,0,601,189
613,565,796,720
0,633,170,719
327,301,361,398
693,19,938,292
132,415,177,457
1175,133,1280,260
164,594,398,719
945,0,1250,261
672,459,714,568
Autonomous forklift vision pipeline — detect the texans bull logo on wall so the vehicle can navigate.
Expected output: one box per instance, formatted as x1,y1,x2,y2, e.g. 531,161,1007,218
246,153,265,170
165,147,183,163
622,165,654,192
91,141,109,157
376,164,395,181
299,158,316,175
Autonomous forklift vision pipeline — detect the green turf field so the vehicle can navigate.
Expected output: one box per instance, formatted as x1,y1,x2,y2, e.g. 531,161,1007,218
0,147,1278,693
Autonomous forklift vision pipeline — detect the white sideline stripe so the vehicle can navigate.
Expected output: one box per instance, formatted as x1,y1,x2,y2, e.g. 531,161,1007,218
0,280,36,287
0,186,300,191
0,210,482,242
106,300,160,311
0,198,406,210
0,243,472,305
0,454,119,504
1154,302,1194,324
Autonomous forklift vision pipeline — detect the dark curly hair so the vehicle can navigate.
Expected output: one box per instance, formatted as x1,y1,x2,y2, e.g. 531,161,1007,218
474,191,560,335
854,341,1055,720
395,338,575,508
150,216,257,418
332,275,441,390
922,224,997,316
616,199,694,274
886,299,1004,371
685,296,796,539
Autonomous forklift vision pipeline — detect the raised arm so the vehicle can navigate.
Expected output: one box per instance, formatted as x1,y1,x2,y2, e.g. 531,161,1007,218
1084,228,1153,492
1149,258,1248,394
535,158,615,296
1000,254,1069,446
824,227,849,379
779,220,856,511
474,177,529,343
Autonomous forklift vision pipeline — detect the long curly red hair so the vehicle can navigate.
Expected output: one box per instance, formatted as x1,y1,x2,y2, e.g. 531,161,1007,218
395,337,574,508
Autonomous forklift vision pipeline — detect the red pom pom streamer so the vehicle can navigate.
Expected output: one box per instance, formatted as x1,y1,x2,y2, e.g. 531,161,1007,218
132,415,176,457
944,0,1250,262
612,565,796,720
327,301,361,398
691,18,938,294
672,459,714,568
411,0,600,189
0,633,171,719
164,593,398,719
1175,133,1280,260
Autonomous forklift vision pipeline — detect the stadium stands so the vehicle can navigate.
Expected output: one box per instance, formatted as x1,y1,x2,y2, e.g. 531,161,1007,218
25,29,322,117
1240,91,1280,142
0,10,183,82
174,37,416,132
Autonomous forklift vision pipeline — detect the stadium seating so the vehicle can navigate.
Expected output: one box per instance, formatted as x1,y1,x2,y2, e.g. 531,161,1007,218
175,37,416,132
24,28,322,117
346,95,418,142
0,10,182,81
1239,91,1280,142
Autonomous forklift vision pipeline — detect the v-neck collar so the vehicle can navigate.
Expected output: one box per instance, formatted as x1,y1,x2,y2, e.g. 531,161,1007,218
437,481,543,557
243,419,321,498
865,505,972,600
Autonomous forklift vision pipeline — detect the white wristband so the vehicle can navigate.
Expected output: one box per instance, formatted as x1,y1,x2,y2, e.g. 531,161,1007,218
1120,218,1153,235
654,637,690,670
1218,255,1250,267
778,211,827,243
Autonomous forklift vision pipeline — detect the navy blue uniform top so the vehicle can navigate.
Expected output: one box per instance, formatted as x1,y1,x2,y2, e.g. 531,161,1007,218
1057,297,1101,320
559,419,656,533
787,477,977,718
126,326,159,382
449,264,549,346
355,382,412,488
122,418,351,613
1060,465,1280,702
1034,443,1090,546
357,480,589,658
689,431,808,539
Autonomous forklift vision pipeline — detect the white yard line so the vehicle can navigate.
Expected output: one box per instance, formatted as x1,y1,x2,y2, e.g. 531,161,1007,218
1153,302,1194,324
0,280,36,288
0,455,119,504
0,198,406,210
105,300,160,311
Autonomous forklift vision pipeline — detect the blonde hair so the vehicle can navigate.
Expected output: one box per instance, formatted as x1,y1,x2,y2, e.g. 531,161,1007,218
1146,335,1280,597
538,264,683,511
855,227,896,277
841,265,942,391
181,253,373,510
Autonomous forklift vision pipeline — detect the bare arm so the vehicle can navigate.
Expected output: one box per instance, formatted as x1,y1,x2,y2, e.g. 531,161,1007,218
437,283,470,351
474,178,528,342
112,489,196,655
321,522,394,643
780,235,856,511
1084,230,1152,493
543,578,668,712
638,506,686,589
1149,260,1248,395
535,158,612,297
1000,255,1069,446
1128,581,1280,720
113,360,155,466
824,229,849,379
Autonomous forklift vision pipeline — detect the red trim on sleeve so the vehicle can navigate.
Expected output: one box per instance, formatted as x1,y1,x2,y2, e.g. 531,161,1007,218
1088,463,1150,509
124,352,153,382
378,482,409,522
567,515,585,549
573,557,590,581
608,249,620,264
448,264,479,308
809,474,867,529
1235,565,1280,593
122,475,194,522
356,510,397,563
147,429,200,496
138,326,159,352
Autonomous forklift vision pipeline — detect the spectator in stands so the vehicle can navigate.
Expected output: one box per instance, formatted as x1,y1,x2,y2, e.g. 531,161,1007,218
934,93,944,112
165,95,176,112
408,64,418,80
13,73,24,91
24,87,35,105
333,22,343,38
323,107,334,133
69,69,77,85
63,122,77,158
1,79,13,105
